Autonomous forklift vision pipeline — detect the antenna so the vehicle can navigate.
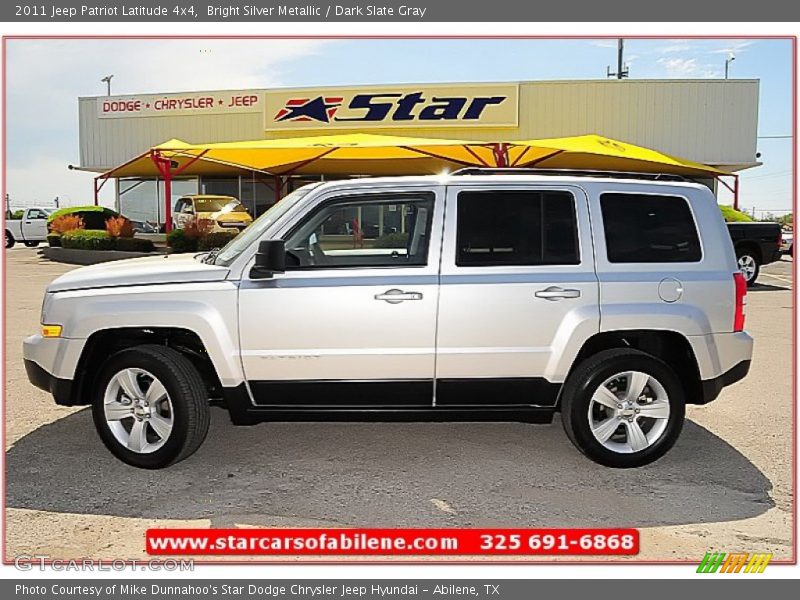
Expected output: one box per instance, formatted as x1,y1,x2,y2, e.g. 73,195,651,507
607,39,630,79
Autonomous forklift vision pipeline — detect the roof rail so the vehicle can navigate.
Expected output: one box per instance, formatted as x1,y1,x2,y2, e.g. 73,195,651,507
449,167,689,182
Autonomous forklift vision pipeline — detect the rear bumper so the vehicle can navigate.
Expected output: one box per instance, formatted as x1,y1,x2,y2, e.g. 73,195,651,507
765,247,783,264
699,359,751,405
24,359,76,406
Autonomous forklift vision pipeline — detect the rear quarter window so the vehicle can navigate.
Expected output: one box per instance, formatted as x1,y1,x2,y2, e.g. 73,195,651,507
600,193,702,263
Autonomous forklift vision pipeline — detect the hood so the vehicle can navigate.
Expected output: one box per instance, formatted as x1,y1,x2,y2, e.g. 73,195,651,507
197,210,252,223
48,253,230,292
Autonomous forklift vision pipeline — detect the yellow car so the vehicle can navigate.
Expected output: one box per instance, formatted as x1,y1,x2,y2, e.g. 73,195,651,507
173,195,253,233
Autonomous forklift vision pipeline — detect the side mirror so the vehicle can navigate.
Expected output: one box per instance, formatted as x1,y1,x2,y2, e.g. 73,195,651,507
250,240,286,279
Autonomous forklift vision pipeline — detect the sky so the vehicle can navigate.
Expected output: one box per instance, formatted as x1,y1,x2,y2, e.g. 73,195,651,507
4,37,793,215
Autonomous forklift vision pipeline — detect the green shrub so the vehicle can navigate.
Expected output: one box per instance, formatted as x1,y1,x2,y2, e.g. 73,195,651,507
47,234,62,247
198,231,238,251
11,210,24,220
719,205,753,223
114,237,155,253
374,232,409,249
167,229,198,253
61,229,114,251
48,206,121,230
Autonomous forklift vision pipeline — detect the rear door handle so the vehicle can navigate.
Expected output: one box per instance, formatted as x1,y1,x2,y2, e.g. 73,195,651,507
375,289,423,304
534,286,581,300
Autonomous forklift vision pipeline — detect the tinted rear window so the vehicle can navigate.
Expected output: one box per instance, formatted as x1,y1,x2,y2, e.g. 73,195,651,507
456,190,579,266
600,193,701,263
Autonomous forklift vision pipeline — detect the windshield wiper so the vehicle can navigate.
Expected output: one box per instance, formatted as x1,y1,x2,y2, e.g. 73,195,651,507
202,247,221,265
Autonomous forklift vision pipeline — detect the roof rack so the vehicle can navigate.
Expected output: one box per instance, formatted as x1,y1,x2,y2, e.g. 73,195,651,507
449,167,688,182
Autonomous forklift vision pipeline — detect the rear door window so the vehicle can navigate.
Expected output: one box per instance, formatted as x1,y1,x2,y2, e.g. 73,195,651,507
600,193,702,263
456,190,579,267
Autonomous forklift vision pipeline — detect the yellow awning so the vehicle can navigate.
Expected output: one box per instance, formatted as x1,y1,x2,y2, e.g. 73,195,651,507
507,134,728,177
101,133,728,180
104,134,498,178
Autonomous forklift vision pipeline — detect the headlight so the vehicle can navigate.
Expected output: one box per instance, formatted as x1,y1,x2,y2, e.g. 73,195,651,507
40,292,53,324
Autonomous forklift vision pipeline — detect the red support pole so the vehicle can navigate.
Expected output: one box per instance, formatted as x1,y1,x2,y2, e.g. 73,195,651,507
492,143,509,167
163,167,172,233
150,150,174,233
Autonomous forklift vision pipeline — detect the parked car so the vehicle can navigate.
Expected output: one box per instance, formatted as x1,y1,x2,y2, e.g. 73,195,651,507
24,172,752,469
5,207,54,248
726,221,782,286
130,220,158,234
781,228,793,257
173,195,252,233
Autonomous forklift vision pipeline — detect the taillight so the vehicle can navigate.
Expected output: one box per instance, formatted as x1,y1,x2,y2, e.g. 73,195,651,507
733,272,747,332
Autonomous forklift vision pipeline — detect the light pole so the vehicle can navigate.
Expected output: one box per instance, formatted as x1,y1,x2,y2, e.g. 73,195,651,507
101,74,114,96
606,38,629,79
724,53,735,79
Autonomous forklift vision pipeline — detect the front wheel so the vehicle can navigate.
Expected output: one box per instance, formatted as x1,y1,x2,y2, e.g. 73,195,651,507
561,349,685,468
24,241,40,248
92,345,210,469
5,231,15,249
736,248,760,287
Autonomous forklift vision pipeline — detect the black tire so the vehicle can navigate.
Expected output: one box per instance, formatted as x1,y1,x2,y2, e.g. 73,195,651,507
5,230,15,249
24,241,40,248
735,246,760,287
92,344,210,469
561,348,685,468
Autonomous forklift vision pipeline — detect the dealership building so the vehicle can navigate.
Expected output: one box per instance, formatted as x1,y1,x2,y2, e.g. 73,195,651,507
76,79,761,224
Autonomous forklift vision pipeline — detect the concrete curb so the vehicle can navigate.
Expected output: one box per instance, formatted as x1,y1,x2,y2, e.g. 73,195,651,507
40,247,165,265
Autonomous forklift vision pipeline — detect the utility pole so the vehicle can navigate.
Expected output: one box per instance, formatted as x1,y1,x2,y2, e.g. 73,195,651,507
606,39,630,79
5,194,10,219
53,196,59,209
724,53,735,79
101,74,114,96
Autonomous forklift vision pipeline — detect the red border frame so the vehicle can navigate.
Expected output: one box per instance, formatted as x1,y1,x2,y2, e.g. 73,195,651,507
0,34,796,568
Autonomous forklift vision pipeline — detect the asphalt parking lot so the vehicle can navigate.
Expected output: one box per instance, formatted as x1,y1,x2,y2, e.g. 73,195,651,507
3,248,794,562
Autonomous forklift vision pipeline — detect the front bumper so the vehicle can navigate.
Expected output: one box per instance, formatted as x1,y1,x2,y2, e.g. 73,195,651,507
23,334,86,405
24,359,75,406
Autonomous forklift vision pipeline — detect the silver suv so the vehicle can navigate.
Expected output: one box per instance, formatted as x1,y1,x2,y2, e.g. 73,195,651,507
24,171,753,469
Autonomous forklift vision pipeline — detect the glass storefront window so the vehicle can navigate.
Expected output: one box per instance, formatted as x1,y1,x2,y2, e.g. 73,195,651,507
119,178,159,224
119,177,198,228
201,178,239,199
241,177,277,217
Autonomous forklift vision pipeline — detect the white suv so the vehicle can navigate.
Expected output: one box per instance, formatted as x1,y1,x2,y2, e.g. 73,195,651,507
24,172,753,469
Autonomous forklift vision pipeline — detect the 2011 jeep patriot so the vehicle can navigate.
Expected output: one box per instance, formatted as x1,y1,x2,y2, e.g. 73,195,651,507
24,171,753,469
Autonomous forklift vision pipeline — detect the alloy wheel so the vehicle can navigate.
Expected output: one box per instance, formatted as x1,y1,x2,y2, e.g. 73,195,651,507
103,368,174,454
738,254,757,282
587,370,671,454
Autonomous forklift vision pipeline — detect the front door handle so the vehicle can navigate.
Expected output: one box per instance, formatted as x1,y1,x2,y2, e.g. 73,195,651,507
534,286,581,300
375,289,424,304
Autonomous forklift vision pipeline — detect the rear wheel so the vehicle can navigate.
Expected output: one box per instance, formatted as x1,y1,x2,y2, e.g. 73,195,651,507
5,231,15,249
736,247,760,287
92,345,210,469
561,349,685,468
23,241,39,248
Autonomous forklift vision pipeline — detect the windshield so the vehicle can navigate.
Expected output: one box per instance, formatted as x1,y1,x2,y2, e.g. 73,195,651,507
195,198,246,213
213,186,315,267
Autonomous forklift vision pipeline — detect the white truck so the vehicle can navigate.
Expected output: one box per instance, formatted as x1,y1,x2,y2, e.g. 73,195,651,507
24,171,753,469
5,207,54,248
